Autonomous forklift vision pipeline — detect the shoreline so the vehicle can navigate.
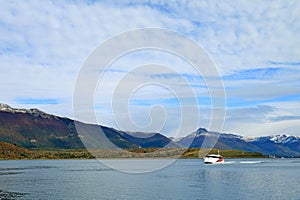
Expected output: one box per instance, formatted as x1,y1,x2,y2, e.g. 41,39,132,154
1,146,267,160
2,157,298,161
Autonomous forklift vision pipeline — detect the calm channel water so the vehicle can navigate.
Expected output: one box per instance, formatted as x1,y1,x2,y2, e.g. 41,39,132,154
0,158,299,200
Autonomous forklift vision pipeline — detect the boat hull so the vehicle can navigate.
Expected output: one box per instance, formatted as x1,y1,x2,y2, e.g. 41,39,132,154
203,154,224,164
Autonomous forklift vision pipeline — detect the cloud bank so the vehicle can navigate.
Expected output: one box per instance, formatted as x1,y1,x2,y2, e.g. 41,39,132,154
0,1,299,136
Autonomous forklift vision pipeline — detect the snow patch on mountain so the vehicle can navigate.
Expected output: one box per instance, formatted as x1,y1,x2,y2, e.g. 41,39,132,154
269,135,300,144
242,136,259,142
0,103,58,120
242,134,300,144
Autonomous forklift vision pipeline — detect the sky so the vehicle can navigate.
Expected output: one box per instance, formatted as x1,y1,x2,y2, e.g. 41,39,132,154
0,0,300,137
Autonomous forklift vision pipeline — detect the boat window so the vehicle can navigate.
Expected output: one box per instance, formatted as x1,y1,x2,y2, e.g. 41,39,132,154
206,156,220,158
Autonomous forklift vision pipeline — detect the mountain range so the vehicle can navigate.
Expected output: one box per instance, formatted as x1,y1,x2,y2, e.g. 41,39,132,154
0,103,299,157
176,128,300,157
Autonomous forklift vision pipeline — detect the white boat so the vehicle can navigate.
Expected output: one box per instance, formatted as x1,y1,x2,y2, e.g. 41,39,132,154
203,150,224,164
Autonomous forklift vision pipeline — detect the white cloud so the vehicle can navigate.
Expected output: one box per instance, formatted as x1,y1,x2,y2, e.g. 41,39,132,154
0,1,299,136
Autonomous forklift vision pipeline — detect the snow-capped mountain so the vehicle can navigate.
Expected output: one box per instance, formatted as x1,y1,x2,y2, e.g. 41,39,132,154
269,135,300,144
177,128,300,157
243,134,300,144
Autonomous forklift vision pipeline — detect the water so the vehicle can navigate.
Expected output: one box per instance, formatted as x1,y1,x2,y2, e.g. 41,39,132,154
0,159,299,200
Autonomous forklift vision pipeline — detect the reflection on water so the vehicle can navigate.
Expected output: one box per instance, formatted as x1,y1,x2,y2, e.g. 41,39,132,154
0,159,299,200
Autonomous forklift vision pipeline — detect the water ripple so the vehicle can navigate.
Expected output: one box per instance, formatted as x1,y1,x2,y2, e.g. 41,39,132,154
0,190,26,200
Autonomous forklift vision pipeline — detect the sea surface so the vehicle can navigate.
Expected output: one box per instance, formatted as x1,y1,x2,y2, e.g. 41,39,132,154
0,158,299,200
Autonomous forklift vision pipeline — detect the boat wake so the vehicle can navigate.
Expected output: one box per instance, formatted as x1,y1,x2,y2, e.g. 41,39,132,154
239,161,264,164
223,161,236,164
214,160,264,165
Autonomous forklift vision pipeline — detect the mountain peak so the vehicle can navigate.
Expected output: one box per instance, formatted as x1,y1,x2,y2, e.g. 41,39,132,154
195,128,208,134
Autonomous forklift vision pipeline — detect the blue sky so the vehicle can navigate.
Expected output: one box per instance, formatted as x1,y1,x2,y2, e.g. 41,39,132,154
0,0,300,137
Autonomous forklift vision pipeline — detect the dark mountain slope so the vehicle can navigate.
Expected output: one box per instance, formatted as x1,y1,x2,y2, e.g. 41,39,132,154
0,103,175,149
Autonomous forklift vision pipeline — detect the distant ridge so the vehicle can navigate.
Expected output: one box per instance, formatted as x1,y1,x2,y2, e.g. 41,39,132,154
176,128,300,157
0,103,299,157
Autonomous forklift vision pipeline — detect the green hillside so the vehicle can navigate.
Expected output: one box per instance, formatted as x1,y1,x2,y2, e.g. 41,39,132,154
0,143,264,160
